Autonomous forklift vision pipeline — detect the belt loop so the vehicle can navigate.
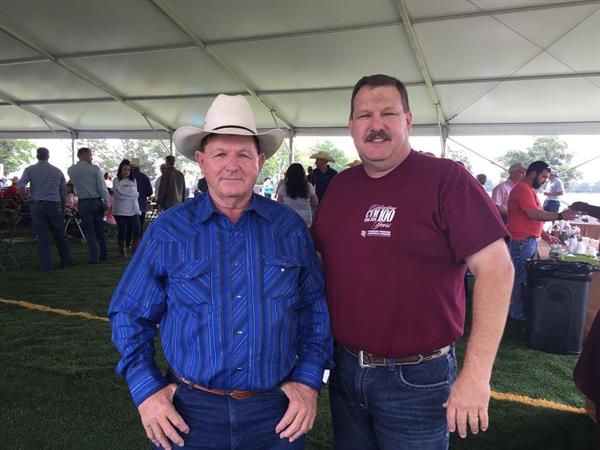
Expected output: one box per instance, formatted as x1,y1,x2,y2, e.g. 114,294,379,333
386,359,396,371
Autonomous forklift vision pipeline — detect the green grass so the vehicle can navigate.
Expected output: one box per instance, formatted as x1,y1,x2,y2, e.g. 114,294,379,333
0,238,596,449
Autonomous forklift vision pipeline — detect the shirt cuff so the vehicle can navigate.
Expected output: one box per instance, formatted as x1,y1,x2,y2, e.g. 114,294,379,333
126,364,168,407
290,357,326,393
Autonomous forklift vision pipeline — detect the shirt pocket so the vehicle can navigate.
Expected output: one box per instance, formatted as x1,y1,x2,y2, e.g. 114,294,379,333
167,257,212,311
263,255,302,302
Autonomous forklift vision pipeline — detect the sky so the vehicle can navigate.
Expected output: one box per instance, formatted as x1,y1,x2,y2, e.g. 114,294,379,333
5,134,600,188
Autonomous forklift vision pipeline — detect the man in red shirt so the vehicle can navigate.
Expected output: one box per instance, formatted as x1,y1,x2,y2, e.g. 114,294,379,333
507,161,576,322
312,74,514,449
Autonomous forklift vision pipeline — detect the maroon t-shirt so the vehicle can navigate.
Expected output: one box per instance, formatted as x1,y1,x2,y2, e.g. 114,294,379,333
312,151,508,357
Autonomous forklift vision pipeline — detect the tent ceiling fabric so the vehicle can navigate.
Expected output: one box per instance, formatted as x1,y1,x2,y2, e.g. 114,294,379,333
0,0,599,140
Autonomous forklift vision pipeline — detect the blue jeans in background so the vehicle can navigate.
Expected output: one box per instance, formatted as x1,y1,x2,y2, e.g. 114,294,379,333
329,345,457,450
78,198,107,263
114,215,140,243
509,237,538,321
543,199,560,213
30,201,72,271
152,374,304,449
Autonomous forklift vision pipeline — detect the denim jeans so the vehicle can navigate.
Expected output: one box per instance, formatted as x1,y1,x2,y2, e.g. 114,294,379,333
78,198,107,263
509,237,538,321
152,374,305,449
543,199,560,213
329,345,457,450
30,201,72,271
114,215,140,242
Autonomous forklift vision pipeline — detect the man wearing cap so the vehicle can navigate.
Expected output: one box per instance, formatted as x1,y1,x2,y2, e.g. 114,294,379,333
18,147,72,271
308,151,337,202
491,163,526,222
542,172,564,213
109,94,333,450
507,161,576,322
312,74,515,449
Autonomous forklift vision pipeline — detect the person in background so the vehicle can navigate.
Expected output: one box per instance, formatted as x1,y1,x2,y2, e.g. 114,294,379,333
18,147,72,271
154,163,167,201
263,177,274,199
276,163,318,226
109,94,332,450
491,163,526,223
543,171,564,213
3,176,22,208
112,159,141,257
196,176,208,194
156,155,186,211
65,182,78,213
104,172,113,189
476,173,487,187
126,158,153,251
68,147,110,264
308,151,337,202
506,161,577,322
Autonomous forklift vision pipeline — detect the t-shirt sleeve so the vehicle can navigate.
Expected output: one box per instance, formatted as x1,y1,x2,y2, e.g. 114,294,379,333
439,164,509,263
514,185,538,212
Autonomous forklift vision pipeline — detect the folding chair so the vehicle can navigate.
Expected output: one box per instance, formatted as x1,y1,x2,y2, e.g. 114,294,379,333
0,207,22,270
64,206,86,241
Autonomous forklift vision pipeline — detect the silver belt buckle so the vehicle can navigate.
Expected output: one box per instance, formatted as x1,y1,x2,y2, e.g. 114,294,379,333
358,350,376,368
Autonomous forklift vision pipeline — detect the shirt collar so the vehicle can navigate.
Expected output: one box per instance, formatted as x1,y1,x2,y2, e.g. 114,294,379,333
194,192,272,225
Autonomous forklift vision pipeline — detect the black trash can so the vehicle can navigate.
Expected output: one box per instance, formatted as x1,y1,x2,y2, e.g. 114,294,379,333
525,260,595,355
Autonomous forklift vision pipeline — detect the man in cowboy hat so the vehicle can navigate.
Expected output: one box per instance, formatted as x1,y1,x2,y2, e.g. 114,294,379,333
312,74,514,449
308,150,337,201
109,94,332,450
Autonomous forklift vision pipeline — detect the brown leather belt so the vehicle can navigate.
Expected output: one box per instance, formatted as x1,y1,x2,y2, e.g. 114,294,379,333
169,370,259,400
343,345,451,367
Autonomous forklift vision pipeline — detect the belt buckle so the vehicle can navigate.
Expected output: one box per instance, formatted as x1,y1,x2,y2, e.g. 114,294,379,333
358,350,376,368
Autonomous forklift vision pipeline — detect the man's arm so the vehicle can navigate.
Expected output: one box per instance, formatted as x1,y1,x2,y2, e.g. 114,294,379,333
525,208,576,222
444,238,514,439
108,227,188,449
95,166,110,206
275,228,333,443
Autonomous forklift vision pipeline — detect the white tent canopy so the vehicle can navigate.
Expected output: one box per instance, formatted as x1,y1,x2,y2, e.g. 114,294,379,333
1,0,599,143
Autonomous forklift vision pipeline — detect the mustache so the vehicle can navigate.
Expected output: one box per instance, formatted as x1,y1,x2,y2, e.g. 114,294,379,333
365,130,391,142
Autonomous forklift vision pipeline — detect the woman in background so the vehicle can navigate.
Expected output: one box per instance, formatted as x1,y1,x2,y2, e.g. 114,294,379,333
276,163,318,226
112,159,140,257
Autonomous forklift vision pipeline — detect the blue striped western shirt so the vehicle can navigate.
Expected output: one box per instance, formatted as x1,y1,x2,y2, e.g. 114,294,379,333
108,193,333,407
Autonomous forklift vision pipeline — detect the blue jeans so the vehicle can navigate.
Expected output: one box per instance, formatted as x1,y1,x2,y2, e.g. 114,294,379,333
30,201,72,271
114,215,140,242
78,198,107,263
509,237,538,321
543,199,560,213
152,374,305,449
329,345,457,450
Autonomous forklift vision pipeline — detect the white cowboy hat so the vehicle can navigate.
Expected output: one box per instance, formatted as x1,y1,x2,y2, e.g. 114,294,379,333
130,158,141,167
173,94,285,161
310,150,335,163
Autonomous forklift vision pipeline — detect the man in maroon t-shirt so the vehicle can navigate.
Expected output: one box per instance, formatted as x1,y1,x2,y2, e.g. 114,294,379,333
312,74,514,449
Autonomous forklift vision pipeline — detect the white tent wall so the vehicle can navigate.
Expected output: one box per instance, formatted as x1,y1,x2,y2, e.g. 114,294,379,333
0,0,599,152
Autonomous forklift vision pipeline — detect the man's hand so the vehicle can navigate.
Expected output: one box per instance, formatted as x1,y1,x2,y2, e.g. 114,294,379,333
559,209,577,221
443,372,490,439
138,383,189,449
275,381,318,443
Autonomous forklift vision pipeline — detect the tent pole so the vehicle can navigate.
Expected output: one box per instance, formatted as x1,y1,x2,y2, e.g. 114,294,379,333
71,132,77,165
169,131,173,155
289,130,294,164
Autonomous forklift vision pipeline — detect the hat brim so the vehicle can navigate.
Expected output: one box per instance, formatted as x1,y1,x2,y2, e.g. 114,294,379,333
309,153,335,163
173,126,285,161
